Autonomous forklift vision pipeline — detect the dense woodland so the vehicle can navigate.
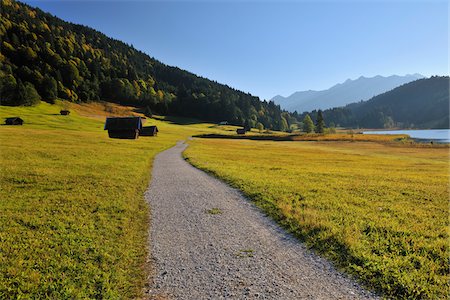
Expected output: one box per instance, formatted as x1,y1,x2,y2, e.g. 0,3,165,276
300,76,450,129
0,0,297,131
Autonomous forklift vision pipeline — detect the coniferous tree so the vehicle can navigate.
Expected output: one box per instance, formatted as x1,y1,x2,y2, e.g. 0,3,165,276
144,106,153,118
14,80,41,106
40,76,58,103
315,110,325,133
244,119,252,131
0,75,17,105
303,114,314,133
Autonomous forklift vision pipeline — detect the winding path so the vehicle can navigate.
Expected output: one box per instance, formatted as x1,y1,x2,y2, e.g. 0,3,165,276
145,141,377,299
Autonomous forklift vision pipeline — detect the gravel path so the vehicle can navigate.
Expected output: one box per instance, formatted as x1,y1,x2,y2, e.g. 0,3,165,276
145,141,378,299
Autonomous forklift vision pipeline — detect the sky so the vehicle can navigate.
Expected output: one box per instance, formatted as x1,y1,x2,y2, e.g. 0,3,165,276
24,0,449,100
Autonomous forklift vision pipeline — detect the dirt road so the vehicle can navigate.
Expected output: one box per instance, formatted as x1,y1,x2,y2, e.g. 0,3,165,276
145,141,377,299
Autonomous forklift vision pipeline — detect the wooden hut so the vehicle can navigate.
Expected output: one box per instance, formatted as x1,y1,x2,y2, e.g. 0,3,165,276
140,126,159,136
60,110,70,115
236,128,246,135
104,116,143,139
5,117,23,125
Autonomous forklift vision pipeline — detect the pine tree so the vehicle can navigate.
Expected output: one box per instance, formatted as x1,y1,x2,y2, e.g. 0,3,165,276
144,106,153,118
14,80,41,106
244,119,252,131
41,76,58,103
315,110,325,133
303,114,314,133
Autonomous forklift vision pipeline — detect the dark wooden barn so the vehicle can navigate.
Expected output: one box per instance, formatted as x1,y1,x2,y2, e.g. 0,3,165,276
104,116,143,139
236,128,246,135
5,117,24,125
140,126,159,136
60,110,70,115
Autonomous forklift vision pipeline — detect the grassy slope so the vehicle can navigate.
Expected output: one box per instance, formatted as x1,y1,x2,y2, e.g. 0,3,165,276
184,138,449,299
0,102,235,298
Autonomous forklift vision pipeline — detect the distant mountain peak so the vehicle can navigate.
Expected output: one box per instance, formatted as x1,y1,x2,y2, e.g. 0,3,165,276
271,74,425,113
412,73,424,77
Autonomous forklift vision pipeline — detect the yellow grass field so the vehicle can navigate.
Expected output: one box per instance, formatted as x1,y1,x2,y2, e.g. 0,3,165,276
1,101,448,298
0,102,239,298
184,138,450,298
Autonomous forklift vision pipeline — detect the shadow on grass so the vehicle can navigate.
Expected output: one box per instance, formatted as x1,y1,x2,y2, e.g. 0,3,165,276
148,115,211,126
193,133,299,141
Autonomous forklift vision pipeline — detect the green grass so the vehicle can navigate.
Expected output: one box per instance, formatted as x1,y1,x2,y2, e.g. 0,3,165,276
184,138,450,299
0,101,237,298
206,208,222,215
236,249,254,258
0,101,103,131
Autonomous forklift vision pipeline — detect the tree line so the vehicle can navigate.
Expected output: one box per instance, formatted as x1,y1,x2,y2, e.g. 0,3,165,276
0,0,298,131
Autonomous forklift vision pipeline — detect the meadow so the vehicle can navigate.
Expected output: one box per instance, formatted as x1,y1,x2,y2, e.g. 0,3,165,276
0,102,230,298
184,138,449,298
194,132,412,143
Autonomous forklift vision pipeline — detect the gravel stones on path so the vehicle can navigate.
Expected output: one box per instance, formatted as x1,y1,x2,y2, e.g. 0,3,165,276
145,141,377,299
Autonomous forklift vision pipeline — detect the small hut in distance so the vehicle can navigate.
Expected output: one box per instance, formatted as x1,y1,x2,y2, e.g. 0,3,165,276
5,117,24,125
140,126,159,136
236,128,246,135
104,116,143,139
60,110,70,115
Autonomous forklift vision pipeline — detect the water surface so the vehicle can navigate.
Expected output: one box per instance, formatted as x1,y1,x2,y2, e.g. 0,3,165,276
363,129,450,143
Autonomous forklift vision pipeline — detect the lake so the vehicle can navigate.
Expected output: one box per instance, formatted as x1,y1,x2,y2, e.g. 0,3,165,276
363,129,450,143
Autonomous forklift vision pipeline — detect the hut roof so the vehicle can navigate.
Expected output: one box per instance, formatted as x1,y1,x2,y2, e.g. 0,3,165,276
140,125,159,136
5,117,24,125
5,117,23,122
104,117,143,130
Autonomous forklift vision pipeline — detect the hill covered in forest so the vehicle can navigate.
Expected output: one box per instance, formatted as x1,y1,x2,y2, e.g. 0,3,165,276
300,76,449,129
0,0,296,131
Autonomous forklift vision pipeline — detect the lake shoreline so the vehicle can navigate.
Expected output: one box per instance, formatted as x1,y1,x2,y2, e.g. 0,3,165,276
363,129,450,143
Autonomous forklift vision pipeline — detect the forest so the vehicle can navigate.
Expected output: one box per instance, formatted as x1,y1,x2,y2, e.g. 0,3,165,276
299,76,449,129
0,0,296,131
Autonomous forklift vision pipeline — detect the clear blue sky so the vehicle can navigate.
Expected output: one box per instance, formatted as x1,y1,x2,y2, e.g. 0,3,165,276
25,0,448,100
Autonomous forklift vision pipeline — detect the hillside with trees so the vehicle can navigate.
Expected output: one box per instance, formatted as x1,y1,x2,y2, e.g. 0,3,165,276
0,0,296,131
299,76,449,129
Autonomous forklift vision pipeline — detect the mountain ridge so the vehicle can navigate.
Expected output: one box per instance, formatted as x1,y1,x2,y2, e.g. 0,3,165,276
273,74,424,113
298,76,449,129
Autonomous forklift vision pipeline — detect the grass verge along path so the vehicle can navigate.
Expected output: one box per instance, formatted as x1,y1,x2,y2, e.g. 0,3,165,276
0,102,229,298
184,138,449,299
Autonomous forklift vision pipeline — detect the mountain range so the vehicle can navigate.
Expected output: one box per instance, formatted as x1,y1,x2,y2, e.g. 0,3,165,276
300,76,449,129
272,74,424,113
